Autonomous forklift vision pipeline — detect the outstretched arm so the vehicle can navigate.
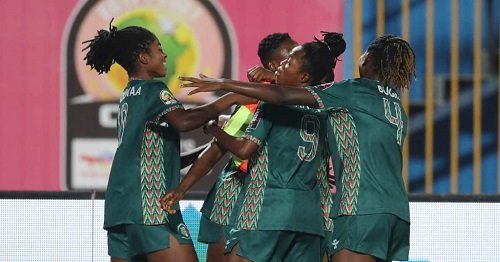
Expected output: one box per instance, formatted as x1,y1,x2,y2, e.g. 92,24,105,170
161,141,226,214
180,77,319,108
203,121,258,160
162,92,251,132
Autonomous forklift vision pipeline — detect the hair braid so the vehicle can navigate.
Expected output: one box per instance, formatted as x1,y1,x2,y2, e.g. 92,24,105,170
367,35,416,90
82,20,118,74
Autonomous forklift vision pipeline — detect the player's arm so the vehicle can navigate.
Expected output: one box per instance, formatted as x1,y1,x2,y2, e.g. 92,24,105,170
204,121,258,160
162,92,251,132
179,142,210,169
161,141,226,214
180,77,319,107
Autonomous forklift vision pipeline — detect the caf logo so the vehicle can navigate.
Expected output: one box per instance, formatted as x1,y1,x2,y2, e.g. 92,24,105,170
177,223,191,239
62,0,237,189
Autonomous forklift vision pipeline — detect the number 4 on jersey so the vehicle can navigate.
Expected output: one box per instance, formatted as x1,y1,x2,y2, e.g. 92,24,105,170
383,98,403,146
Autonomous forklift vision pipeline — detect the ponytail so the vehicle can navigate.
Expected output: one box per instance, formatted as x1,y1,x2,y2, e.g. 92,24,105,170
301,31,346,85
320,31,346,68
82,19,118,74
82,19,157,75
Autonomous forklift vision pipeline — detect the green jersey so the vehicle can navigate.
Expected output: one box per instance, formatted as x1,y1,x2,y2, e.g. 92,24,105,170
232,102,327,236
104,80,183,229
306,78,410,222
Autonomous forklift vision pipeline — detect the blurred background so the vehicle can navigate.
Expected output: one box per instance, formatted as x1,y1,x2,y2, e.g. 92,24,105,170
0,0,499,261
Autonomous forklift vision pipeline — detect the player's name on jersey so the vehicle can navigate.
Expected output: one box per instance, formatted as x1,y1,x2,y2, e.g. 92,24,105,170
377,85,400,100
120,86,142,102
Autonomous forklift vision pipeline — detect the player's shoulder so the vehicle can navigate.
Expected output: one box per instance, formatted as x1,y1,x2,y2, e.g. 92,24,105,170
144,79,168,90
312,80,353,91
332,78,380,93
338,78,366,87
142,80,177,97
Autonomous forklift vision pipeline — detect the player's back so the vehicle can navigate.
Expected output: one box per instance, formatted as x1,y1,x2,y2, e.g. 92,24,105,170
319,78,409,222
234,103,327,236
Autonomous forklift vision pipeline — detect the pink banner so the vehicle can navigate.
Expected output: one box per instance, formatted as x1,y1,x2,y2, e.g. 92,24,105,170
218,0,344,80
0,0,78,190
0,0,343,190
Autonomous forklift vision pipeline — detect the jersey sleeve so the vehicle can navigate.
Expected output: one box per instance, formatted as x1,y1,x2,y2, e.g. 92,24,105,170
305,80,353,110
244,102,272,147
145,81,183,121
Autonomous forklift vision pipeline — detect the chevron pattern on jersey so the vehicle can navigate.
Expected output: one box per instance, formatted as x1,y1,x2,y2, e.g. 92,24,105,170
237,144,269,230
328,111,361,216
140,126,168,225
317,146,333,231
305,86,325,108
210,171,243,225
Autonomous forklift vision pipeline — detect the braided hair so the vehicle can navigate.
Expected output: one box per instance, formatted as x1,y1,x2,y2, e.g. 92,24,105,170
366,35,416,90
82,19,157,75
300,31,346,85
257,33,293,68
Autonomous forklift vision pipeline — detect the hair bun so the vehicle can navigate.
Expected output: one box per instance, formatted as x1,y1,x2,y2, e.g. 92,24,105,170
321,31,346,58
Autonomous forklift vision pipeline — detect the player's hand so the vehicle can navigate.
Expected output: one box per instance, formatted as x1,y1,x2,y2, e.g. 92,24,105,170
247,65,275,83
180,74,225,95
160,188,186,214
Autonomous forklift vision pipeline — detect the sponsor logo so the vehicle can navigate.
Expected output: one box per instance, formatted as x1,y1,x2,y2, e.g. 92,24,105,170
332,239,339,249
70,139,117,189
229,227,239,235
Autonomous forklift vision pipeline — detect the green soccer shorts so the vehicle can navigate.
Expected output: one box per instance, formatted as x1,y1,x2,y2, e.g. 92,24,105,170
107,213,193,260
226,229,322,262
327,213,410,261
197,214,223,244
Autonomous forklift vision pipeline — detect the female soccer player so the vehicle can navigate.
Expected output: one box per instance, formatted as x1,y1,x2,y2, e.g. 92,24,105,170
82,21,245,261
194,32,346,262
160,32,298,262
181,34,416,262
